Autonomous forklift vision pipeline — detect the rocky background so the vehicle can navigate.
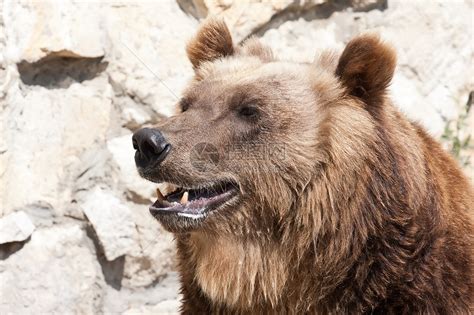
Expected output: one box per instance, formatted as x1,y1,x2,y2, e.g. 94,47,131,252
0,0,472,314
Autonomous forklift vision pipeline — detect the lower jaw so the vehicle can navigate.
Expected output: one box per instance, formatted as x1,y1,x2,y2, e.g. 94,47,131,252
151,212,206,233
150,194,238,233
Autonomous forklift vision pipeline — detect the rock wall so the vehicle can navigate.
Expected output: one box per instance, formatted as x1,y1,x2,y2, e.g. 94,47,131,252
0,0,472,313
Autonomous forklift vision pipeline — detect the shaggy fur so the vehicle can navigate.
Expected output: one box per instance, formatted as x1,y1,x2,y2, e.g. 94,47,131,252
139,19,474,314
186,18,234,70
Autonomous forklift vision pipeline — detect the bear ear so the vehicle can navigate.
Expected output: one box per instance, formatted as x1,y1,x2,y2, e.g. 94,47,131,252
186,18,234,70
335,35,396,108
238,37,274,62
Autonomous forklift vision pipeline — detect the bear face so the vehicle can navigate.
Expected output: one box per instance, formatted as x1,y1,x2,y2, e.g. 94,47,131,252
133,19,474,313
134,19,397,235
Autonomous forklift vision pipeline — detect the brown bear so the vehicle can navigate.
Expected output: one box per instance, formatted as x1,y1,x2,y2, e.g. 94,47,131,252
132,19,474,314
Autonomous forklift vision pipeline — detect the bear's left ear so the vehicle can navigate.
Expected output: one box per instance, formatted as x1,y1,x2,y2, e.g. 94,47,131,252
186,18,234,70
336,35,396,108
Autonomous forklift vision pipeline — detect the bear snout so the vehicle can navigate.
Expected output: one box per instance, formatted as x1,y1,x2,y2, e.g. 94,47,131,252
132,127,171,169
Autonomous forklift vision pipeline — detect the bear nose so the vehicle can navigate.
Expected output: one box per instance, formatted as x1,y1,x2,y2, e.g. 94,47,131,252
132,128,171,168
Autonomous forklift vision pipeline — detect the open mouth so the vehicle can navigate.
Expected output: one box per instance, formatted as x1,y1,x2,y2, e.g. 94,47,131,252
149,181,239,219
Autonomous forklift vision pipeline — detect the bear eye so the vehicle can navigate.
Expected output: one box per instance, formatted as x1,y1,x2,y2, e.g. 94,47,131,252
180,99,191,112
238,106,259,120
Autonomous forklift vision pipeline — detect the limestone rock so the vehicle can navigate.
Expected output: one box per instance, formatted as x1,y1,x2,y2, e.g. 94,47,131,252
1,77,113,216
119,97,155,131
104,272,181,314
88,200,177,290
121,202,176,288
0,224,103,314
104,0,197,118
350,0,387,11
178,0,329,42
124,299,181,315
107,134,156,201
260,17,345,63
2,0,105,63
0,211,35,244
81,187,138,261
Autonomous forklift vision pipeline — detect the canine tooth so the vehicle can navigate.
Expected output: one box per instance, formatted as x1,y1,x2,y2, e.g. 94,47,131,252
180,191,189,204
156,188,165,201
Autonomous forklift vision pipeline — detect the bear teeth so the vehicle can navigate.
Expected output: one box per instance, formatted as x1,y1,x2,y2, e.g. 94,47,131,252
180,191,189,204
156,188,165,201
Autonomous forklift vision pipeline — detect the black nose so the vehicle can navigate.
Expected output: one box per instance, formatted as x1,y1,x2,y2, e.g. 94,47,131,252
132,128,171,168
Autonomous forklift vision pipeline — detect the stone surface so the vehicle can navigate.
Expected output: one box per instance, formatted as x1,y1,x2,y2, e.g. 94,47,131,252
107,134,156,201
178,0,328,42
3,0,105,63
104,0,197,119
0,224,103,314
122,202,176,288
1,77,113,216
0,211,35,244
81,187,138,261
178,0,388,42
0,4,9,214
104,272,181,314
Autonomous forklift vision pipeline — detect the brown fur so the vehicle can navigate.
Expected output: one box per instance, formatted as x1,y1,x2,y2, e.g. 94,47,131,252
186,18,234,70
141,19,474,314
336,34,396,113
